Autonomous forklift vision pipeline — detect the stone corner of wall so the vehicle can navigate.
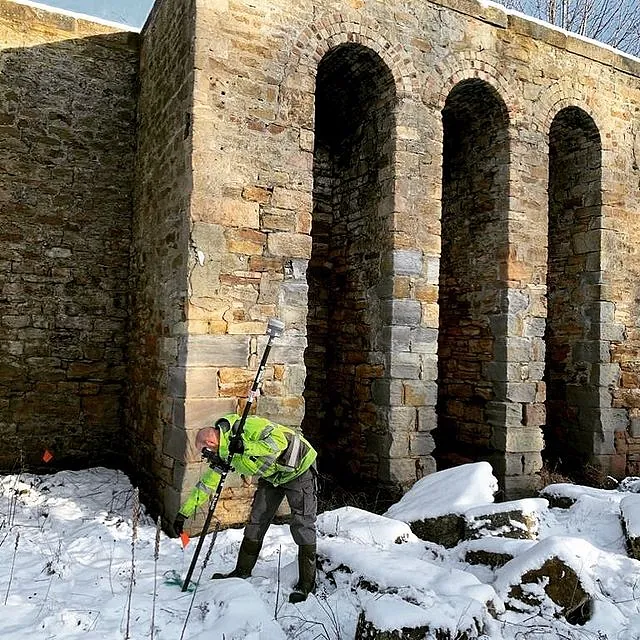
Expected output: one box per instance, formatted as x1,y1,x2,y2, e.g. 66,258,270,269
0,0,140,43
507,11,640,78
429,0,508,29
563,32,640,77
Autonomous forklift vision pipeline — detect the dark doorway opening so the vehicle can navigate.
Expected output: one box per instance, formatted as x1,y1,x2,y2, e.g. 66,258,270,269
303,43,396,505
435,79,510,470
545,107,603,477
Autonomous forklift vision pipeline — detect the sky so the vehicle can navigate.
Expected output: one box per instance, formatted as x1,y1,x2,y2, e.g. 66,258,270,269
25,0,155,28
3,461,640,639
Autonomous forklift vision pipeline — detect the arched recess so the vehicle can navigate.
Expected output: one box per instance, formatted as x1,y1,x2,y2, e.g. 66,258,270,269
302,43,396,491
435,78,510,469
545,106,604,475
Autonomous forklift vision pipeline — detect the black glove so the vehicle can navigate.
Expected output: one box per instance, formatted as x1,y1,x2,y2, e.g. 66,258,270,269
201,448,225,467
228,436,245,456
173,513,186,536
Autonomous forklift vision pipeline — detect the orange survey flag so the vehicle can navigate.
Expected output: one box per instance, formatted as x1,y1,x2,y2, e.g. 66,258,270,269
42,450,53,463
180,532,190,548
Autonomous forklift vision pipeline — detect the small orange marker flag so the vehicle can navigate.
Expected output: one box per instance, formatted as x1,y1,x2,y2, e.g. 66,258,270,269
42,450,53,463
180,532,190,548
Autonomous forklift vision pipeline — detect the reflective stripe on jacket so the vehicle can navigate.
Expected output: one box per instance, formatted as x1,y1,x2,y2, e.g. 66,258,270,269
178,414,316,518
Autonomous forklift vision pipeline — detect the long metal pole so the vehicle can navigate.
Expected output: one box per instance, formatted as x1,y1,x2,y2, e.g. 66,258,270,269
181,318,284,591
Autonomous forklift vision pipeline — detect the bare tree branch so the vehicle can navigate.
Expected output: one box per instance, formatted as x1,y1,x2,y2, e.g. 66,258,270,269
497,0,640,56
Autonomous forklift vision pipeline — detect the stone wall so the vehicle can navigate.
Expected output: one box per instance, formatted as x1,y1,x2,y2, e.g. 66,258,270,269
2,0,640,527
128,0,199,521
0,1,138,471
178,0,640,508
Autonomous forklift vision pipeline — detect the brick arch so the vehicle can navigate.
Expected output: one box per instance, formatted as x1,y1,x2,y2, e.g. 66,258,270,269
534,84,602,137
285,13,421,99
429,52,519,119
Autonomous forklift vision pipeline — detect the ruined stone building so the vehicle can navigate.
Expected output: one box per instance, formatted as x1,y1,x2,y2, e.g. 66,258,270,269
1,0,640,528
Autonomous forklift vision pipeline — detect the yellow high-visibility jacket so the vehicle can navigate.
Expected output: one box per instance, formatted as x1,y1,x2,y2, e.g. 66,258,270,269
178,414,316,518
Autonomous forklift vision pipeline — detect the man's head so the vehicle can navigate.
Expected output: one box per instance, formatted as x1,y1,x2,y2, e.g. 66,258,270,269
195,426,220,453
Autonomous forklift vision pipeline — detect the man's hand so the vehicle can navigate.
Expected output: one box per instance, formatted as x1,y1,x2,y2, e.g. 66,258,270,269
228,436,245,456
173,513,187,536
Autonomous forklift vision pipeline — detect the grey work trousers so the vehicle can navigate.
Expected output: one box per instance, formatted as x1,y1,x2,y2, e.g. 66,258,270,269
244,466,317,546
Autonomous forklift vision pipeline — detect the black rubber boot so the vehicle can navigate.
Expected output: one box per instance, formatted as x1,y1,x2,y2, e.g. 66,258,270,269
289,544,316,603
211,537,262,579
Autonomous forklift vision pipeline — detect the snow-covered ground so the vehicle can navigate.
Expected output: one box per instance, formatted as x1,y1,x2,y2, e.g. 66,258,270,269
2,464,640,639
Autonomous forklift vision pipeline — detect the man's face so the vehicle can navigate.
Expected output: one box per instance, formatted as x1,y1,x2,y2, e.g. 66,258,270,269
196,427,220,452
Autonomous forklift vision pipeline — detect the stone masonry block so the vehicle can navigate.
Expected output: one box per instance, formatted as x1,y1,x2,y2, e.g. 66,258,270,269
384,429,410,458
485,361,543,383
378,457,421,488
186,335,249,367
409,432,435,457
599,323,626,342
486,401,524,428
504,382,537,403
491,426,544,453
523,403,545,428
572,229,600,254
385,406,417,432
506,289,530,315
403,380,437,406
283,364,307,395
566,385,612,408
598,408,630,436
255,395,305,425
284,258,308,281
258,273,282,304
383,299,422,326
592,363,621,387
174,397,237,429
272,187,312,212
279,281,308,307
372,379,404,405
410,327,438,354
259,334,307,364
421,356,438,381
425,256,440,285
169,366,218,398
524,317,545,338
267,232,312,258
494,336,532,362
417,406,437,432
163,423,188,461
201,197,259,228
573,340,611,363
585,301,616,323
382,325,411,351
389,352,421,379
505,451,543,476
390,249,423,276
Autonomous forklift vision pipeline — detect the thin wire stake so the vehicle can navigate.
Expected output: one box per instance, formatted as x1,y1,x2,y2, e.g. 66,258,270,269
124,487,140,640
274,544,282,619
4,531,20,605
150,515,161,640
179,520,221,640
